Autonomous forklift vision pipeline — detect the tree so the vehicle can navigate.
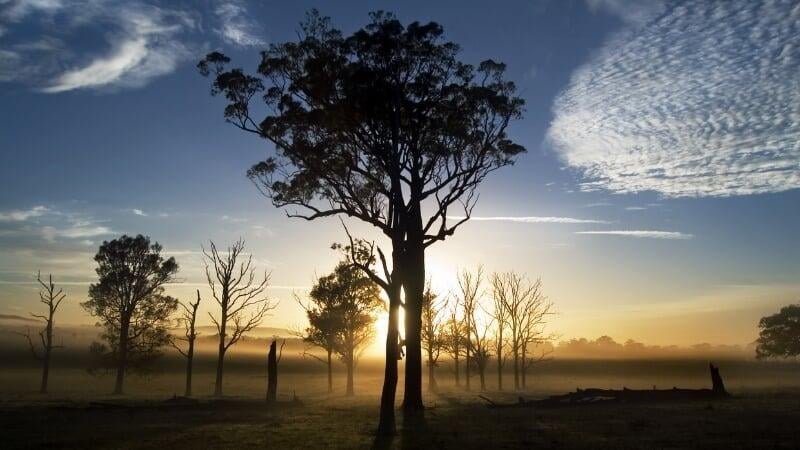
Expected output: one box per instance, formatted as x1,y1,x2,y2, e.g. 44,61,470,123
19,272,66,394
170,290,201,397
296,290,340,394
457,266,484,391
518,278,554,389
421,284,447,392
442,306,467,387
204,239,276,396
82,235,179,395
199,9,525,430
756,304,800,359
489,273,510,391
266,338,286,403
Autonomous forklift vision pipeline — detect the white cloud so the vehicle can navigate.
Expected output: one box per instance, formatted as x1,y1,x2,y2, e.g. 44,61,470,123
575,230,693,240
584,0,666,26
1,0,65,22
0,205,49,221
41,5,195,93
624,206,647,211
41,224,113,241
449,215,609,224
214,0,265,47
131,208,147,216
549,0,800,198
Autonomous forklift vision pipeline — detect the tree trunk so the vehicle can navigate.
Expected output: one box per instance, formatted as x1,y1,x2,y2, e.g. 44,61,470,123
402,237,425,414
427,351,436,392
521,346,527,389
479,366,486,391
266,340,277,403
497,356,503,391
377,280,401,436
184,339,194,397
113,319,129,395
214,320,227,397
454,354,460,387
465,347,471,391
345,353,354,396
40,319,52,394
513,346,520,390
326,349,333,394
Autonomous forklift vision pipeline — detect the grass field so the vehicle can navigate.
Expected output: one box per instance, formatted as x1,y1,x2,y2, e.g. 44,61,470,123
2,360,800,449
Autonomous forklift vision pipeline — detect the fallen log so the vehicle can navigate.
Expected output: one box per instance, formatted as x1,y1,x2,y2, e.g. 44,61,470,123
480,362,729,409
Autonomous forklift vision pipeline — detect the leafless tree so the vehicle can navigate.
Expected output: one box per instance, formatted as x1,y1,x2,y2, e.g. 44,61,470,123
490,273,510,391
204,239,276,396
457,266,484,391
442,303,467,387
470,316,494,391
421,284,447,392
519,278,555,389
170,290,201,397
19,272,66,394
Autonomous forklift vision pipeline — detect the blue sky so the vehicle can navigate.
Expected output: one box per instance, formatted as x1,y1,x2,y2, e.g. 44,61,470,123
0,0,798,346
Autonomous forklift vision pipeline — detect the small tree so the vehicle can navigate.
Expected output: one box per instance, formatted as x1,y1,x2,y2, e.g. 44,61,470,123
442,303,467,387
421,284,447,392
756,304,800,359
204,239,276,397
82,235,179,395
457,266,484,391
296,290,340,394
171,290,201,397
19,272,67,394
518,278,554,389
490,273,510,391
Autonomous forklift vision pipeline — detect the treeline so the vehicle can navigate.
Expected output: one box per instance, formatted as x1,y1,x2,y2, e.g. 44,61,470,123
552,336,755,359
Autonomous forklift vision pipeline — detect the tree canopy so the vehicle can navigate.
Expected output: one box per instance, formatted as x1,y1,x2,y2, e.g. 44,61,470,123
756,304,800,359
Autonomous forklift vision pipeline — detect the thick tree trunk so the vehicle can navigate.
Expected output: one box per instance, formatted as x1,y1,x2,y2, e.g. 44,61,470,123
346,354,354,396
377,281,401,435
214,320,227,397
184,340,194,397
497,357,503,391
266,340,277,403
113,319,129,395
402,238,425,414
327,349,333,394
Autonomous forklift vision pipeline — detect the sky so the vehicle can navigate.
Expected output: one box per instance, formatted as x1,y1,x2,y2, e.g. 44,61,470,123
0,0,798,349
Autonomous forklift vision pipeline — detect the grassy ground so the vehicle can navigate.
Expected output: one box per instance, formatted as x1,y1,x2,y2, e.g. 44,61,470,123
3,388,800,449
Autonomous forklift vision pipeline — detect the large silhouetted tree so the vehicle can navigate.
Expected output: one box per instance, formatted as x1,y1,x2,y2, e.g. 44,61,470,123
199,10,524,430
421,284,446,392
19,272,67,394
170,290,201,397
756,304,800,359
82,235,179,395
204,239,276,397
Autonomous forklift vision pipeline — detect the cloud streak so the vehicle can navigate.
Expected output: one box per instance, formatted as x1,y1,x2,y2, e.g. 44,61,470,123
449,215,609,224
575,230,693,240
549,0,800,198
0,205,49,221
214,0,265,47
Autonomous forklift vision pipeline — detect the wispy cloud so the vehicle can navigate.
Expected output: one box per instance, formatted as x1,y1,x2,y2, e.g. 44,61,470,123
575,230,693,240
131,208,147,216
549,0,800,198
584,0,666,26
449,215,609,224
214,0,265,47
0,205,49,221
41,223,114,241
624,206,647,211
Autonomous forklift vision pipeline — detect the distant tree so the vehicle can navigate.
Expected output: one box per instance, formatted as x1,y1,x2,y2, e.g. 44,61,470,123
295,290,340,394
457,266,484,391
518,278,554,389
470,318,493,391
199,9,525,432
489,273,510,391
170,290,201,397
18,272,67,394
441,306,467,387
204,239,276,397
82,235,179,395
756,304,800,359
421,284,447,392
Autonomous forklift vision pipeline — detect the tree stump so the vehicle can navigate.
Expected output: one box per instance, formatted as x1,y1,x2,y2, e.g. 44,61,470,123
266,340,277,403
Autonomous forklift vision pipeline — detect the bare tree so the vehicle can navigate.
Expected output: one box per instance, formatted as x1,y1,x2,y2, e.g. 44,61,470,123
519,278,555,389
490,273,510,391
442,304,467,387
19,272,66,394
170,290,201,397
295,291,339,394
457,266,483,391
204,239,276,396
421,284,447,392
470,316,494,391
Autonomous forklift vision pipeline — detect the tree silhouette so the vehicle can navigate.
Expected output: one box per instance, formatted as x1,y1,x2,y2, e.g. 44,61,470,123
266,338,285,403
489,273,509,391
18,272,66,394
199,9,524,431
457,266,484,391
82,235,179,395
421,284,447,392
756,304,800,359
204,239,276,397
296,290,340,394
170,290,201,397
442,306,467,387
